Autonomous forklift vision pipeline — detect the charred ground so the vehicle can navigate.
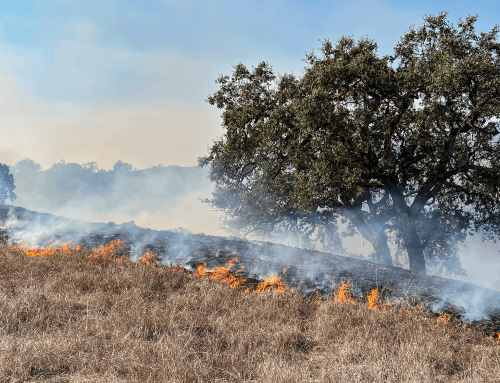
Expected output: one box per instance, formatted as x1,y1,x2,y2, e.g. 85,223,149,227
2,205,500,338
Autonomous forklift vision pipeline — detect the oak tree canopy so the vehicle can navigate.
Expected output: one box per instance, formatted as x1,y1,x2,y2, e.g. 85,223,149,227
199,13,500,275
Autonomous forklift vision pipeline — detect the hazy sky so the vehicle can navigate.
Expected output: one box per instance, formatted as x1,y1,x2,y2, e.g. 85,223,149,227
1,0,499,170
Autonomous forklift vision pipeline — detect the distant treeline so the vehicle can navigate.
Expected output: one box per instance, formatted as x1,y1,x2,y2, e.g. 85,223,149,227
10,158,211,212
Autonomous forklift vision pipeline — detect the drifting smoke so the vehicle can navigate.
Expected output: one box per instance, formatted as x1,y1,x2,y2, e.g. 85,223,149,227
2,203,500,322
9,158,224,236
1,158,500,321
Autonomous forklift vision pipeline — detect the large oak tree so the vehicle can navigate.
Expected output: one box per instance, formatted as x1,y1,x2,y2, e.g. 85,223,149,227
199,13,500,275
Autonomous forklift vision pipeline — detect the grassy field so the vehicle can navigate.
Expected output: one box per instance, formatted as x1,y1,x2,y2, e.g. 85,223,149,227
0,241,499,383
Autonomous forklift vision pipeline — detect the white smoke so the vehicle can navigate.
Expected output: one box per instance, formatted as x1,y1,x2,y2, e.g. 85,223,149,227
2,158,500,321
8,158,225,236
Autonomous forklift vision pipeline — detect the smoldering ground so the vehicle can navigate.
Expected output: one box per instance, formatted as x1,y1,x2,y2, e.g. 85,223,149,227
2,158,500,323
1,203,500,325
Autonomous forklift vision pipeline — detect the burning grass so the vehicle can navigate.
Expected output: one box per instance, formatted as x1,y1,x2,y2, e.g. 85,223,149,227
0,241,499,382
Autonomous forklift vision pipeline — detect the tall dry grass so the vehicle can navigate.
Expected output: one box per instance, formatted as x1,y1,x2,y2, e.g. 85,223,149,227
0,244,498,382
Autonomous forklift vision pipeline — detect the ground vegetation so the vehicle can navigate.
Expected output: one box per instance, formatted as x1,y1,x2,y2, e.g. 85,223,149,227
0,243,499,382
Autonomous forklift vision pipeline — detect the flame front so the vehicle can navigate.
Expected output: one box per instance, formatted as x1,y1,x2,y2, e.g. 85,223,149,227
438,313,451,324
16,235,499,344
367,288,386,311
333,279,356,305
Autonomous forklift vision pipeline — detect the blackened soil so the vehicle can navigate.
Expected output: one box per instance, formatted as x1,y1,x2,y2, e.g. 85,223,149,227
2,204,500,337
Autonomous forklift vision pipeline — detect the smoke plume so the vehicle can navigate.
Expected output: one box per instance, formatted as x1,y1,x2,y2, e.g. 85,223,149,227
9,158,225,236
2,158,500,320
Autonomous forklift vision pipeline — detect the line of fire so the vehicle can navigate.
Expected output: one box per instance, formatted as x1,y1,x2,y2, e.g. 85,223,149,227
8,236,500,344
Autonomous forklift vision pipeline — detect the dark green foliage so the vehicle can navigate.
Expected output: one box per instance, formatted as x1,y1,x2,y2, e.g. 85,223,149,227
200,13,500,275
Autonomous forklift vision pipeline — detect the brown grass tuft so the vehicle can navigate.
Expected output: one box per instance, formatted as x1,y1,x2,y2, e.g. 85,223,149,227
0,244,498,382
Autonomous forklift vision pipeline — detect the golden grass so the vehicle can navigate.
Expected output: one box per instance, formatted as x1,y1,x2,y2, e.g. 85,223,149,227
0,244,499,383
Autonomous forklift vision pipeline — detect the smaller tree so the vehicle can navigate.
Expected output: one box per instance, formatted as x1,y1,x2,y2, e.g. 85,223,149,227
112,160,135,172
12,158,42,174
0,163,17,205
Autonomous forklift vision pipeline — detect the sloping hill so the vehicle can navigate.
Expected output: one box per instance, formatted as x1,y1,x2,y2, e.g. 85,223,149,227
1,204,499,321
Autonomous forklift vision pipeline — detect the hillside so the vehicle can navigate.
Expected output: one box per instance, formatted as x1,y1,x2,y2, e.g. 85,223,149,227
1,205,500,322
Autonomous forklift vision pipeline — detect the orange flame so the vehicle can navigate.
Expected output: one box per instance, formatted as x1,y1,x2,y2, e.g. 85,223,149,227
13,238,134,263
333,279,356,305
487,333,500,343
87,239,127,261
137,249,160,265
194,257,247,289
13,240,80,258
438,313,451,324
245,274,288,296
193,259,291,295
367,288,386,311
314,290,323,306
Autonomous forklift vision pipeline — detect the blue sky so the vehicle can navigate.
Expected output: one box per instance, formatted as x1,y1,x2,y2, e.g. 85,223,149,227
0,0,499,169
2,1,498,107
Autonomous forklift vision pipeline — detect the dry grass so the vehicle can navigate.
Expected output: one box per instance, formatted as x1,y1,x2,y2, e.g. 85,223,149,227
0,244,499,383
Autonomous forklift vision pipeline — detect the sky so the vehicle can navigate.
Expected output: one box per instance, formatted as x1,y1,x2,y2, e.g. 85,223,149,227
1,1,500,170
0,0,500,289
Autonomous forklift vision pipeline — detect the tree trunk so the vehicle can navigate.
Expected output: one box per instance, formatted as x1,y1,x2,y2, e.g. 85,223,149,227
354,221,393,266
407,245,426,274
368,228,393,266
342,202,394,267
399,216,426,274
